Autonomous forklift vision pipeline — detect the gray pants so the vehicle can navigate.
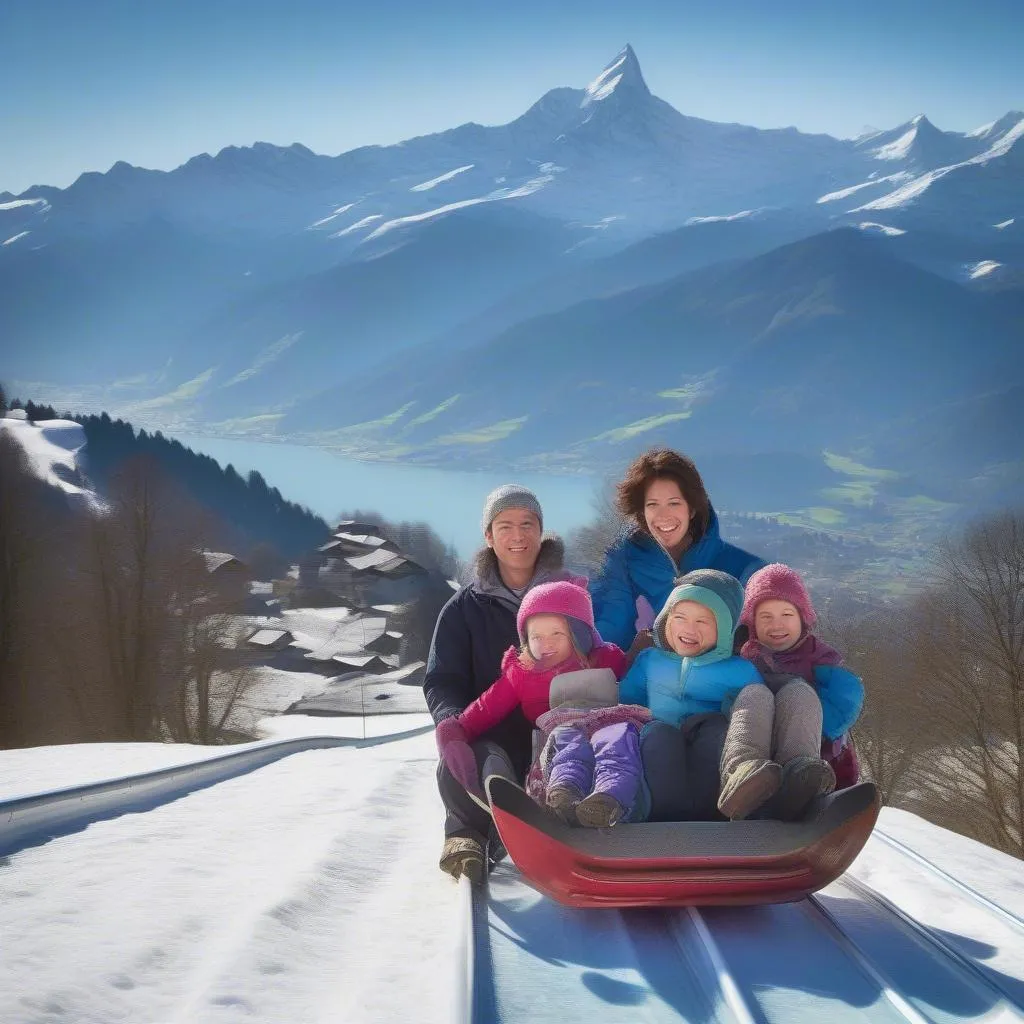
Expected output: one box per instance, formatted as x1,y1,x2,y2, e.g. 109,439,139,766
721,679,823,778
437,739,520,841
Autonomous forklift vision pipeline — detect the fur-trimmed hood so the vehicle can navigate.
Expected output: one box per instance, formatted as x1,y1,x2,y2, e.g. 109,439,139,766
470,535,568,611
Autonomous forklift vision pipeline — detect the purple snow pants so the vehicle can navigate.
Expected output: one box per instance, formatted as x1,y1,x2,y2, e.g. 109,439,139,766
547,721,643,813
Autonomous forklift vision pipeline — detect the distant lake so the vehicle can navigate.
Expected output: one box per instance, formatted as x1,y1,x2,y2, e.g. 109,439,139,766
174,435,602,557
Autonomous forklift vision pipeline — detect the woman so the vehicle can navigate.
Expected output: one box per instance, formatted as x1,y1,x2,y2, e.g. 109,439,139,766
591,448,766,652
591,448,767,821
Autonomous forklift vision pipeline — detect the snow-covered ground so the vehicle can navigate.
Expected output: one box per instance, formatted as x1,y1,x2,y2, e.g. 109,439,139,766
1,717,1023,1024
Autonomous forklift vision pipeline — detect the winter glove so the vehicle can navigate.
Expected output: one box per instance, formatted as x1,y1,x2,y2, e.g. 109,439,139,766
634,595,655,632
436,717,482,798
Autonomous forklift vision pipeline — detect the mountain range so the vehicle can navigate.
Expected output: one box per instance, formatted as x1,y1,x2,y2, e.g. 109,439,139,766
2,45,1021,539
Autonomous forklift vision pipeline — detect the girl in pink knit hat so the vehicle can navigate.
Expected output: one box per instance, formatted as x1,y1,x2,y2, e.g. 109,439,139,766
718,563,865,821
435,579,651,828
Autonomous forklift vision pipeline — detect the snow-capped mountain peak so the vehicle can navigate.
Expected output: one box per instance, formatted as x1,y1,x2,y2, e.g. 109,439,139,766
581,44,650,108
966,110,1024,140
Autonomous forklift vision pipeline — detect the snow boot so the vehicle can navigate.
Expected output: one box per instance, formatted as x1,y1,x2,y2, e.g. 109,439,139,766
718,758,782,820
546,784,583,825
439,835,485,884
575,791,625,828
775,756,836,822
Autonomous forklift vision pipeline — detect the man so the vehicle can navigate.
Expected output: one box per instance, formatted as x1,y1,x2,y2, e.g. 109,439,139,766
423,484,571,882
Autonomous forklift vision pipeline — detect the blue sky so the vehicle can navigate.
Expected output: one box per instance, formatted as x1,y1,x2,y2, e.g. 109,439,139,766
2,0,1021,194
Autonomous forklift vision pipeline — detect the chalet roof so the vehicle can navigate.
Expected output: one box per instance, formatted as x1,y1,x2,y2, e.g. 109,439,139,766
330,653,394,674
335,531,388,547
372,554,427,577
202,551,245,574
333,521,387,537
345,548,400,572
366,631,402,655
246,628,293,648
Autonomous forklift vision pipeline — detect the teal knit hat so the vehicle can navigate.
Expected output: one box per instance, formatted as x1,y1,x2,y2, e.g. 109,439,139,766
654,568,744,662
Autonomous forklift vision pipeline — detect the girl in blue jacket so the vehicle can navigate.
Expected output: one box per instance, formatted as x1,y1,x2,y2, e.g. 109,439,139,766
619,568,764,821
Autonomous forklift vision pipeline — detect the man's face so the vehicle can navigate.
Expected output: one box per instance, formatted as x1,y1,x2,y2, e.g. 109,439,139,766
486,508,542,575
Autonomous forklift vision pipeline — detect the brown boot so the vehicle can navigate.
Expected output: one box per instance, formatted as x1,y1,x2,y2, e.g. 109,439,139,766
775,757,835,822
718,759,782,820
546,785,583,825
575,792,625,828
439,835,485,884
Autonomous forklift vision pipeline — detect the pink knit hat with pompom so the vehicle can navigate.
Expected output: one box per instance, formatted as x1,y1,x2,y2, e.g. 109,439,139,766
517,578,599,654
739,563,817,630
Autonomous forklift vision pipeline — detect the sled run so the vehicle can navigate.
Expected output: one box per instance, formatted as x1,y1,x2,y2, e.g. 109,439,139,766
1,717,1022,1024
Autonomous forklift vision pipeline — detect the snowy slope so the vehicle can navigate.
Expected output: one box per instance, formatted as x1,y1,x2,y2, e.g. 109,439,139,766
0,415,94,501
1,721,1022,1024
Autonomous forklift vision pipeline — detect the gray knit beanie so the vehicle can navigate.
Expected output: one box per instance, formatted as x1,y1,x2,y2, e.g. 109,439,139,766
481,484,543,533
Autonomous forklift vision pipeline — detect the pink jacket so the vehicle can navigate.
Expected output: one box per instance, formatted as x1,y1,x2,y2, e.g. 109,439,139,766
458,642,628,741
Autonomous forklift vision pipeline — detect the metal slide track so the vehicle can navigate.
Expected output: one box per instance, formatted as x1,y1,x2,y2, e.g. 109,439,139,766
468,856,1024,1024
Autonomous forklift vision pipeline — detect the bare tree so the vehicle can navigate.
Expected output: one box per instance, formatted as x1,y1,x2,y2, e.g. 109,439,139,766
164,607,259,744
820,596,928,805
82,456,213,739
565,476,624,574
904,512,1024,856
0,432,102,745
0,433,39,743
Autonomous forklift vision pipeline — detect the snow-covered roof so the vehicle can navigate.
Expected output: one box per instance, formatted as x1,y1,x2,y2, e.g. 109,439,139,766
345,548,400,572
329,653,394,673
202,551,244,574
246,628,293,648
375,555,426,576
334,531,388,547
345,550,425,577
333,521,386,537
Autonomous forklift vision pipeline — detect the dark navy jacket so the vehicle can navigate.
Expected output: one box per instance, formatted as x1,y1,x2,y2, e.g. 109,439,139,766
423,539,567,773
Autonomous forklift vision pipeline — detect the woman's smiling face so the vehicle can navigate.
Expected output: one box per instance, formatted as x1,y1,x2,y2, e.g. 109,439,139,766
643,477,694,553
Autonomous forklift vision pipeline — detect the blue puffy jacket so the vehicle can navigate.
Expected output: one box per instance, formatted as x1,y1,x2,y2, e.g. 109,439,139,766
813,664,865,741
619,647,763,727
591,506,766,650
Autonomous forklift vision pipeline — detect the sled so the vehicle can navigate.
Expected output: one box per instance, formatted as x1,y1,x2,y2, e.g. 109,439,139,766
485,775,880,909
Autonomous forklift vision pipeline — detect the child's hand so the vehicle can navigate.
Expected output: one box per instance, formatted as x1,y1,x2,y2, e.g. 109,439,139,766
634,596,656,631
626,627,654,668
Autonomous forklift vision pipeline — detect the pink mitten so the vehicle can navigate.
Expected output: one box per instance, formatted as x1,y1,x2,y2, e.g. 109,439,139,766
634,595,655,631
435,717,482,797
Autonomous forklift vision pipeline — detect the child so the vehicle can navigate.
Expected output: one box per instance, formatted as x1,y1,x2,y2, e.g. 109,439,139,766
718,563,865,821
618,569,765,820
434,580,644,828
527,666,652,827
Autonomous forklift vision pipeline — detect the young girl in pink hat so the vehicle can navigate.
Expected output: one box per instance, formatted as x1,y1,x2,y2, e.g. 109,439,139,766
718,563,865,821
434,579,650,828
